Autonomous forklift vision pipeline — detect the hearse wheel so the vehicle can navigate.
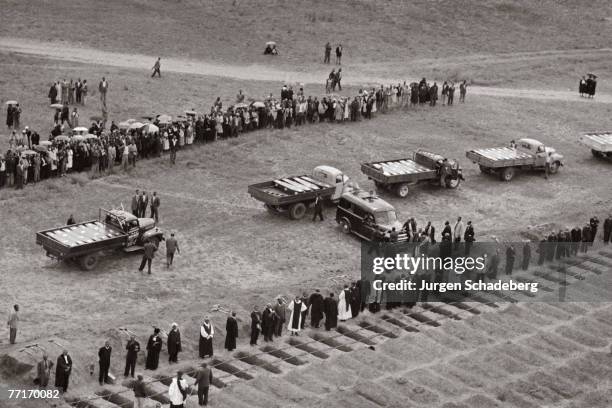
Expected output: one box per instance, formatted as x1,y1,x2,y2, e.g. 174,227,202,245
395,183,410,198
445,177,460,189
500,167,515,182
289,202,307,220
339,218,351,234
79,253,99,271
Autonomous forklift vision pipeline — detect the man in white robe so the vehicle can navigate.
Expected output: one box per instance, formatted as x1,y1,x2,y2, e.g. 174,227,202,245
168,371,189,408
287,296,307,335
338,285,353,321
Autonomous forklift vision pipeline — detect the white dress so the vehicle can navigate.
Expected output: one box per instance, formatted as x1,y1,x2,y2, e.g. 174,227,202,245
67,149,73,169
338,289,352,321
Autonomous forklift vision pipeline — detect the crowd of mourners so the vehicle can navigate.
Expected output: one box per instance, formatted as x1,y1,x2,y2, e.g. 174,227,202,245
1,75,468,190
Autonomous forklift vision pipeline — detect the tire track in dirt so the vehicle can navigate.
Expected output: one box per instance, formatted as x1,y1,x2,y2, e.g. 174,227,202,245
1,37,611,104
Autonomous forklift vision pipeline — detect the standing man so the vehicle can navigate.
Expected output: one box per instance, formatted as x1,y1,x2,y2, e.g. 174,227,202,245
224,312,238,352
139,239,157,275
453,216,464,250
273,298,286,338
459,80,468,102
522,241,532,270
168,371,189,408
166,233,180,268
98,340,112,386
335,44,343,65
139,191,149,218
131,190,140,217
250,306,261,346
312,194,324,221
603,214,612,244
54,350,72,393
124,335,140,378
150,192,160,223
167,323,182,364
323,293,338,331
198,318,214,358
287,296,307,336
7,304,19,344
324,42,331,64
261,304,276,342
464,221,475,256
308,289,324,328
152,58,161,78
36,354,54,388
145,328,163,370
98,77,108,107
194,363,213,406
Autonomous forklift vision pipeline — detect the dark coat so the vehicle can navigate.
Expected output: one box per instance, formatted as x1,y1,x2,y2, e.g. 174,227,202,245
224,317,238,350
54,354,72,388
167,329,182,355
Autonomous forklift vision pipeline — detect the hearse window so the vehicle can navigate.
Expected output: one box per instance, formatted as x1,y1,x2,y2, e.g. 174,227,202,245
336,175,343,183
536,146,544,153
521,142,531,149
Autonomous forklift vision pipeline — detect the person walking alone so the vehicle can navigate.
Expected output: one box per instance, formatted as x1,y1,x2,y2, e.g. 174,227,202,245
138,239,157,274
152,58,161,78
312,194,323,221
166,233,180,268
194,363,213,406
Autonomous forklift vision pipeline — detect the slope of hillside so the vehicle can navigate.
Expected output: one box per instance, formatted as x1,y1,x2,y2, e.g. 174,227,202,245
1,0,611,67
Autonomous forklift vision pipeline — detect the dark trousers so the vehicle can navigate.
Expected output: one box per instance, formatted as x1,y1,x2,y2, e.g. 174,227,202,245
139,257,152,274
124,356,136,377
274,319,283,337
604,229,611,243
150,207,159,223
168,351,178,363
9,328,17,344
198,386,209,406
250,328,260,345
464,241,472,256
167,252,175,267
99,363,109,384
313,209,323,221
152,68,161,77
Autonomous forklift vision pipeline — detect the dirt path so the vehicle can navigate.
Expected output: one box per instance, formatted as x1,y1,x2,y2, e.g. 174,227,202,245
2,37,611,104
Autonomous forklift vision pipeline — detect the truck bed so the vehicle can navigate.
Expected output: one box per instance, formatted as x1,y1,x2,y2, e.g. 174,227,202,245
248,175,335,206
361,151,440,184
580,132,612,152
466,147,533,168
36,221,126,259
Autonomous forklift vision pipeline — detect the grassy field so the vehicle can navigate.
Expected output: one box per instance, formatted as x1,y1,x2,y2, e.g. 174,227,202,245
1,1,612,407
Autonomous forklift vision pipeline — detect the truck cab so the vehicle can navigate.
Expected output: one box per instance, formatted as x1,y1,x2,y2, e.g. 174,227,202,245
516,138,563,169
336,189,406,242
104,209,163,249
312,165,353,201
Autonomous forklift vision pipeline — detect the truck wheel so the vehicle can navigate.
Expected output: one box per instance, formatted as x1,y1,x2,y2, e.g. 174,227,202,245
549,161,560,174
445,177,460,189
289,203,307,220
500,167,515,182
395,183,410,198
591,149,603,159
339,218,351,234
79,254,99,271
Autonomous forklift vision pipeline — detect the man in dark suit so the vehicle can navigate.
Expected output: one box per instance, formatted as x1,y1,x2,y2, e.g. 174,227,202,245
194,363,213,406
55,350,72,392
603,214,612,244
139,240,157,274
150,192,160,223
36,354,54,388
323,293,338,331
131,190,140,217
464,221,475,256
98,341,112,385
139,191,149,218
124,335,140,378
250,306,261,346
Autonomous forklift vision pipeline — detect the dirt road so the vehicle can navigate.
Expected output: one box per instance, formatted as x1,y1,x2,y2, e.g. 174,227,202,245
1,37,610,104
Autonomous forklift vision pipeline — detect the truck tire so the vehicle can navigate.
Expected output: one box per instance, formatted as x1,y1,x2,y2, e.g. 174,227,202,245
500,167,515,182
339,218,351,234
591,149,603,159
395,183,410,198
289,202,307,220
79,254,99,271
549,161,560,174
445,177,460,189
